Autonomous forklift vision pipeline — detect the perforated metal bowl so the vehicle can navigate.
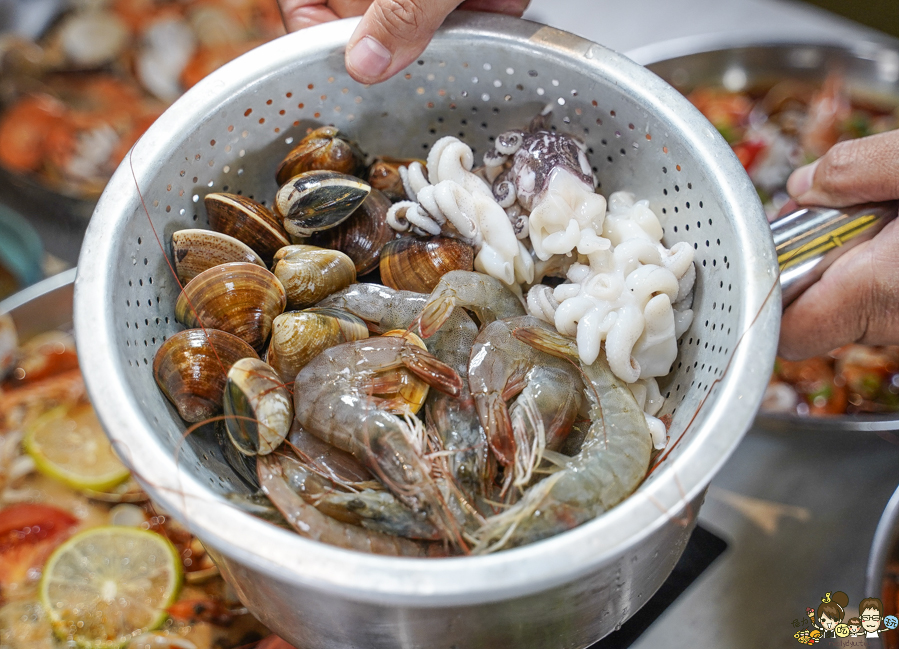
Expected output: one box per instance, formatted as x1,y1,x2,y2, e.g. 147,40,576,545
74,14,779,649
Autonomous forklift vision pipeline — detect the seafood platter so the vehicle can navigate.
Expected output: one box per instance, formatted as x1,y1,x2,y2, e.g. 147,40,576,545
69,13,780,649
0,0,285,263
644,40,899,432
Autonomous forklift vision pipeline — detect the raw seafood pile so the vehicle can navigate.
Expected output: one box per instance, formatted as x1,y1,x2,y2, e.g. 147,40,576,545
688,75,899,416
153,117,696,555
0,0,284,197
0,313,291,649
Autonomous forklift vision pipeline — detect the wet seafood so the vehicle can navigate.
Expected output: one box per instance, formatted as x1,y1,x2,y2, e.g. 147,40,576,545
174,262,286,352
153,329,258,423
204,193,290,263
307,189,397,274
380,236,474,293
171,229,265,284
366,157,423,202
223,358,292,455
274,171,371,238
467,317,583,479
292,337,464,545
257,454,443,556
474,325,652,552
419,270,526,339
266,309,368,384
275,126,364,185
275,449,440,540
272,246,356,310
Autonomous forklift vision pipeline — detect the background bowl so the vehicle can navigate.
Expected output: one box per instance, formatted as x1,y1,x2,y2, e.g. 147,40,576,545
73,14,778,649
641,38,899,433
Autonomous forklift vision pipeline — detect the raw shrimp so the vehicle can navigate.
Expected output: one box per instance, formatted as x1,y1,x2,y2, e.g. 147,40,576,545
257,455,443,556
468,316,583,484
419,270,526,339
275,450,440,540
473,324,651,552
292,336,464,546
318,284,493,498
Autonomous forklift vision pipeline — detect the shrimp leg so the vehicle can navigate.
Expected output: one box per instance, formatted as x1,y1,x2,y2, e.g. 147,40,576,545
419,270,526,339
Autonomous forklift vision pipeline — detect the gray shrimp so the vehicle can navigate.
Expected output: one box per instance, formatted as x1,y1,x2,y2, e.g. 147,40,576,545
319,284,492,497
257,454,444,556
293,336,464,546
418,270,526,340
472,325,652,552
468,316,583,484
275,449,441,540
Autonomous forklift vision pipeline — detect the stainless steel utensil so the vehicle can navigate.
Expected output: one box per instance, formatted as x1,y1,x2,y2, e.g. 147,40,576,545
642,39,899,433
867,484,899,629
73,14,779,648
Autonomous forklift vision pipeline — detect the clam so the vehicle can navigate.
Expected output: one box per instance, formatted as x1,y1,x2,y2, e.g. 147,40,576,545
380,236,474,293
171,229,265,284
272,244,322,265
153,329,258,423
308,188,398,275
366,157,424,202
266,309,369,383
275,126,364,186
372,330,430,415
274,171,371,238
204,193,290,262
272,246,356,310
174,262,286,352
223,357,292,455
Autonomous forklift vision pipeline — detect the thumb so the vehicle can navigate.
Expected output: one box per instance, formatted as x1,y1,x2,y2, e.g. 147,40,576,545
786,129,899,207
345,0,461,84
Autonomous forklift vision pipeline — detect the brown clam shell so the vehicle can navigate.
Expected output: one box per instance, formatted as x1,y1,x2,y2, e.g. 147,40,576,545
204,193,290,263
171,229,265,284
272,244,322,266
275,126,364,186
366,157,424,202
272,247,356,310
174,262,287,352
308,188,397,275
153,329,258,423
380,236,474,293
223,358,292,456
266,309,368,383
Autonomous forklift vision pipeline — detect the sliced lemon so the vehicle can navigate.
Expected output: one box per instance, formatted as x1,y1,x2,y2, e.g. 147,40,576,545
39,526,183,649
24,401,130,492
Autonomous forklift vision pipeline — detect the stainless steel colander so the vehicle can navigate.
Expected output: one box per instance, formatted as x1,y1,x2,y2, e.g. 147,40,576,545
74,14,779,649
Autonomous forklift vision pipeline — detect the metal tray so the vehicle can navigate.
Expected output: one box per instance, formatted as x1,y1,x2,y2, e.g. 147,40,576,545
639,38,899,433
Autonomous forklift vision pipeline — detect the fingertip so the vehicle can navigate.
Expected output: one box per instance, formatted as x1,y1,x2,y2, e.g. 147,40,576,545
345,35,393,84
786,159,819,202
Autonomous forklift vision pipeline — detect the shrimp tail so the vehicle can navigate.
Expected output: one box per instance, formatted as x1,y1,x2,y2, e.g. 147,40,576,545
400,346,463,397
512,325,579,361
418,290,455,339
474,391,516,467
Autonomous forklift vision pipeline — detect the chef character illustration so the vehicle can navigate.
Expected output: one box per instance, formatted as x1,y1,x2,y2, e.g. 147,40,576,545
807,591,848,639
859,597,887,638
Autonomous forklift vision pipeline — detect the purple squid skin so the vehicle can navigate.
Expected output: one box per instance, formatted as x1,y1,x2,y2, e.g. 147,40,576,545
492,130,596,211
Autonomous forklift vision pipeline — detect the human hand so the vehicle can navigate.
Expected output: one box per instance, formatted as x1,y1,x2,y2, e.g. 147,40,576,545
278,0,530,84
778,129,899,360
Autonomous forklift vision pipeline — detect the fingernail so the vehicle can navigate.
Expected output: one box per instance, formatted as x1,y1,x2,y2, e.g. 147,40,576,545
346,35,391,81
787,160,819,199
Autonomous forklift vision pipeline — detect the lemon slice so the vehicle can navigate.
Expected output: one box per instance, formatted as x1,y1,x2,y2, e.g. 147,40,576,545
0,600,56,649
39,527,183,649
24,401,130,492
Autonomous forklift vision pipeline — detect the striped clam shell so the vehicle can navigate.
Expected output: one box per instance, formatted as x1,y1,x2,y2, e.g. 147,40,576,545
275,170,370,238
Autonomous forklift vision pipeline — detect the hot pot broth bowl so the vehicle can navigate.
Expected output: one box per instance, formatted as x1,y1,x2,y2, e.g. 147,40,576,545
73,14,778,649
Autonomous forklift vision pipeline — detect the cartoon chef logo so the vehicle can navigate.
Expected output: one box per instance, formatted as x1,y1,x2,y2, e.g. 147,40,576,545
791,592,898,644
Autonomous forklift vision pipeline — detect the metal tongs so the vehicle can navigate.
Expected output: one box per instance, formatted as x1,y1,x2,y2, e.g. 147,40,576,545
773,202,898,306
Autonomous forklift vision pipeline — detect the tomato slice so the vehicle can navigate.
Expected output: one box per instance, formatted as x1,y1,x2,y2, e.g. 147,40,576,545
0,503,78,594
